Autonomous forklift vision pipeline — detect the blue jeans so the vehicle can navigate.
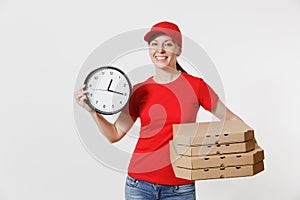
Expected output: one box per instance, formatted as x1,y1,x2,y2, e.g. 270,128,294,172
125,176,196,200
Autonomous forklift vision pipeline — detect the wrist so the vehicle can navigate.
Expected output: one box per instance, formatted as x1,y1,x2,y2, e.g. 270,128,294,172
89,110,98,117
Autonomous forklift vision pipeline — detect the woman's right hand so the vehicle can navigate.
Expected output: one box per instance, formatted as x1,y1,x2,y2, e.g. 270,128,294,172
74,84,94,113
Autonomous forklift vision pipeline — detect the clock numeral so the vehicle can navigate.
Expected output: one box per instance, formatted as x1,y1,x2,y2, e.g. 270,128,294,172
103,104,106,108
120,101,122,104
112,104,115,108
101,71,105,75
110,71,113,75
119,76,121,79
89,84,92,88
96,100,98,104
124,93,127,96
90,93,93,97
123,83,127,87
94,76,98,80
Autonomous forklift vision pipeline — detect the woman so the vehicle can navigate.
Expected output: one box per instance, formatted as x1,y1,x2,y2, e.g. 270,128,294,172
75,21,243,200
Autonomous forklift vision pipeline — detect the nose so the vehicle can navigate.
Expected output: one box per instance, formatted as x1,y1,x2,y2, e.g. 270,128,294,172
156,44,166,53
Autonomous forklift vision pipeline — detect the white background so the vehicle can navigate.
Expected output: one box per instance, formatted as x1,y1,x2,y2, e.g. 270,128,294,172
1,0,300,199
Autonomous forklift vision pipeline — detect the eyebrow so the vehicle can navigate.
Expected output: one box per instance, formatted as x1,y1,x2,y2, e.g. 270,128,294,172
151,39,173,42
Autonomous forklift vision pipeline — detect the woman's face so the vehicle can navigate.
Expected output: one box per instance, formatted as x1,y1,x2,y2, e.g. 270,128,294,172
148,34,181,70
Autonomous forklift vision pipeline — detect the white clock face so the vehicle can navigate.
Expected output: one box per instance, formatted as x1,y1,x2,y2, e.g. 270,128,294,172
84,66,132,115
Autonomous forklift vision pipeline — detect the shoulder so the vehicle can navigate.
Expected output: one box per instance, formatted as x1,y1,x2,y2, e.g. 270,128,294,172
181,72,204,84
130,77,155,96
132,77,153,90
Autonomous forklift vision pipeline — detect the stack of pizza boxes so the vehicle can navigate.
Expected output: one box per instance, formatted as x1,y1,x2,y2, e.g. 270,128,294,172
170,120,264,180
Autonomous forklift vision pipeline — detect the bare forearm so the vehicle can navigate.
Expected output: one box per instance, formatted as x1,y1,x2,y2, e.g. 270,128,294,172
211,99,244,122
223,108,244,121
90,111,122,143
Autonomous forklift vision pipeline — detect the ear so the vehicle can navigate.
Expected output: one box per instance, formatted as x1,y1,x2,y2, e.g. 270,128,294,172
176,47,182,57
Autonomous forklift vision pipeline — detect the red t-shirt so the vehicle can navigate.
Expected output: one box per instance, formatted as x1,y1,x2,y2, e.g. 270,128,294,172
123,72,219,185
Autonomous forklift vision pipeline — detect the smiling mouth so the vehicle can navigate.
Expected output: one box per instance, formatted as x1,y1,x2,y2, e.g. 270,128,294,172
155,56,168,62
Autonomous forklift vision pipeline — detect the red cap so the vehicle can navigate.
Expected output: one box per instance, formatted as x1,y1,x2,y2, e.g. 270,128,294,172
144,21,182,47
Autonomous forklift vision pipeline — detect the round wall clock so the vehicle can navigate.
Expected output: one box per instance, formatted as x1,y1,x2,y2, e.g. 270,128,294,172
84,66,132,115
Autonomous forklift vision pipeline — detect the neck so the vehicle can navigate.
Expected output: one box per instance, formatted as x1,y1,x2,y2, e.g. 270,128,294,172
153,67,181,84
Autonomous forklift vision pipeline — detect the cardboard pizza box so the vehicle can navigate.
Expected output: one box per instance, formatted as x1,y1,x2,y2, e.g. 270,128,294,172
170,141,264,169
172,139,255,156
172,161,264,180
173,120,254,146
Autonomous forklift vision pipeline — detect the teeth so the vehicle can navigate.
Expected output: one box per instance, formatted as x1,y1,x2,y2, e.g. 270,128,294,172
156,56,167,60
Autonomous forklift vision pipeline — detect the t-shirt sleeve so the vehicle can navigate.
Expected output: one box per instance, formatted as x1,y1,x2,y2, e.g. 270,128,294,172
121,85,139,121
198,78,219,111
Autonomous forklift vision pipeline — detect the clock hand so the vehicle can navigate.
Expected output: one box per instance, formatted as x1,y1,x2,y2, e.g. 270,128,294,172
108,89,124,95
107,79,113,90
90,88,124,95
89,88,107,91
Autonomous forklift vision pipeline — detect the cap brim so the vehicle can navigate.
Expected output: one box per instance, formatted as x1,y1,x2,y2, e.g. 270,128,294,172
144,30,168,42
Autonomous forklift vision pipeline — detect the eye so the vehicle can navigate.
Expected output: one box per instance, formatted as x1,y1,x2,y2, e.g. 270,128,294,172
150,42,158,46
165,42,174,47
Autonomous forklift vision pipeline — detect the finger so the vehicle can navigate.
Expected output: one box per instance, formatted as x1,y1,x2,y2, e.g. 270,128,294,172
77,89,89,97
74,86,86,96
83,95,88,101
80,84,86,91
75,91,84,98
79,95,87,102
75,94,83,103
78,96,84,105
76,93,87,103
79,96,89,107
74,90,81,96
76,92,84,100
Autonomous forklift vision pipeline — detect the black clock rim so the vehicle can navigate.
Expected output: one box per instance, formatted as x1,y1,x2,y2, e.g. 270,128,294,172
83,66,132,115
